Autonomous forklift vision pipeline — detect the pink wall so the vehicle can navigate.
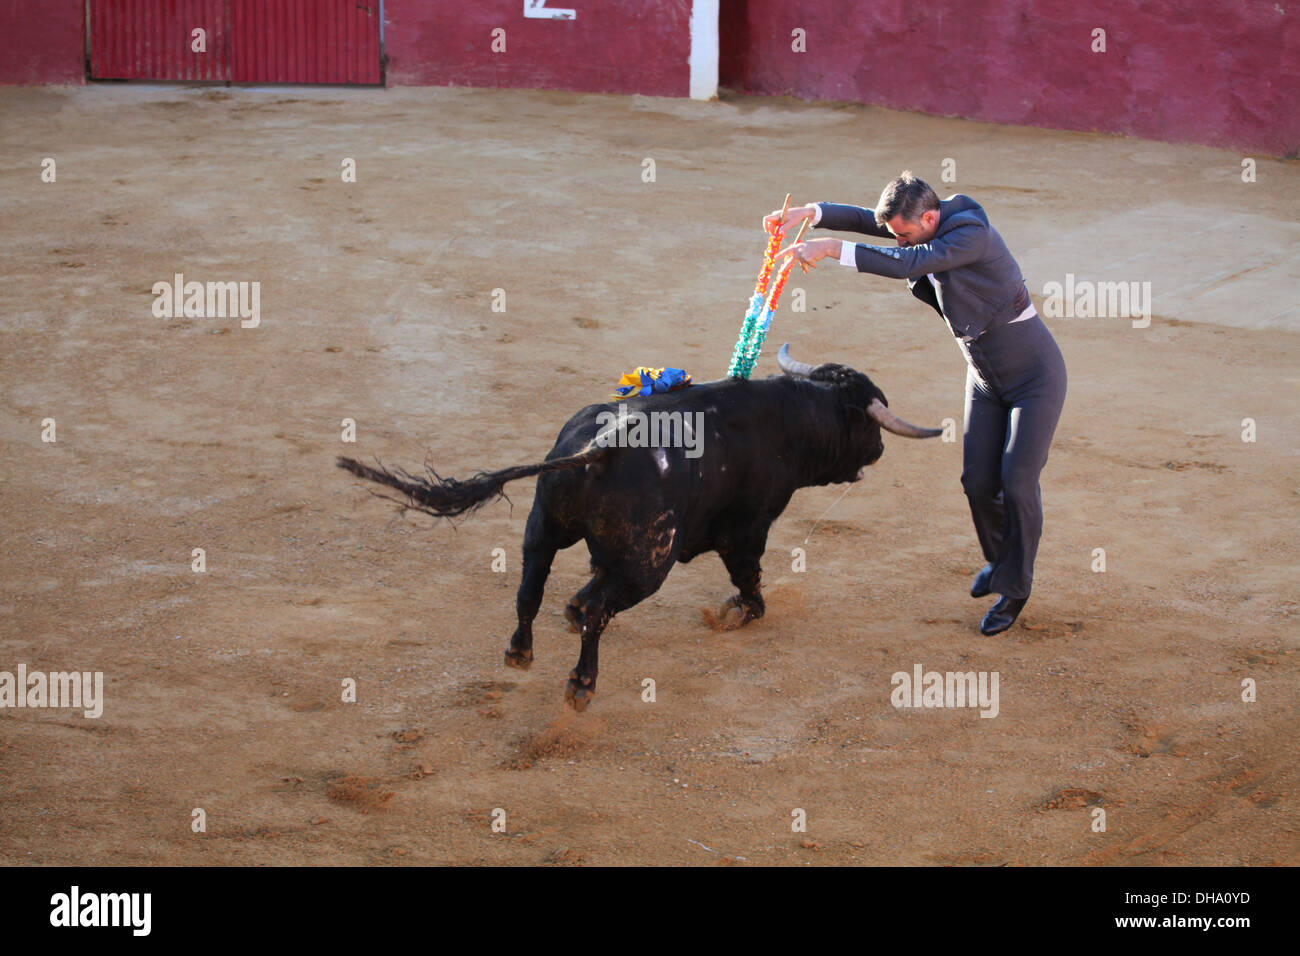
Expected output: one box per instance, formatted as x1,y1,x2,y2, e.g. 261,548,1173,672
0,0,85,84
383,0,694,97
720,0,1299,156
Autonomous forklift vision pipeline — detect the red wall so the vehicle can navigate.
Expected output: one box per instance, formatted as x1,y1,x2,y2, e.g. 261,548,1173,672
720,0,1298,156
0,0,85,84
383,0,693,97
3,0,1295,155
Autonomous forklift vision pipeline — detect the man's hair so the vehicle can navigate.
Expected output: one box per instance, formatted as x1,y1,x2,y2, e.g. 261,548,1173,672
874,171,940,226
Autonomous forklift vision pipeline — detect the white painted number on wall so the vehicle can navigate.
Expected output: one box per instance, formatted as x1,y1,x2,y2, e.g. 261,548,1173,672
525,1,576,20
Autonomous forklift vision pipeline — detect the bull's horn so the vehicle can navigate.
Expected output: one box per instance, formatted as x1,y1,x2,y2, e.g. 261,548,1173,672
868,398,943,438
777,343,817,377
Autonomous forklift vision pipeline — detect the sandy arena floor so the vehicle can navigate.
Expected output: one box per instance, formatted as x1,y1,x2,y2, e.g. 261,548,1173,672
0,84,1296,865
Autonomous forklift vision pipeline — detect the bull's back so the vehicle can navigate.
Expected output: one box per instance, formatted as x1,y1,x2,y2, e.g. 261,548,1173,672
535,378,802,551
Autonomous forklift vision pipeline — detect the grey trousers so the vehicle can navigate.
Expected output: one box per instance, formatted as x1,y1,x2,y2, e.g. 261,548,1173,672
959,314,1067,600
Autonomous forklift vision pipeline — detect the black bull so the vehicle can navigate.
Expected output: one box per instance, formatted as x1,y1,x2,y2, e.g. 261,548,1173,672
338,345,942,710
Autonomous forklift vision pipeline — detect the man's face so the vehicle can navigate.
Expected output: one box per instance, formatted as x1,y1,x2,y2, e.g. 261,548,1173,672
883,209,940,247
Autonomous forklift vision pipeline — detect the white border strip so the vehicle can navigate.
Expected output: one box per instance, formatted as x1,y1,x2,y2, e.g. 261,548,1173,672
689,0,719,100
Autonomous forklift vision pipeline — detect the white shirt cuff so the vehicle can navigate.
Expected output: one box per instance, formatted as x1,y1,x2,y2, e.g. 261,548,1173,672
839,240,857,267
811,203,823,226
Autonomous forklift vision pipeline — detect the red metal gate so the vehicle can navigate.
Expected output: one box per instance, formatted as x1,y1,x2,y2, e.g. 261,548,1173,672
88,1,381,84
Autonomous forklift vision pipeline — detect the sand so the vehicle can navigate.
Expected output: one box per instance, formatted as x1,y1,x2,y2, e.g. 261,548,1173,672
0,83,1296,865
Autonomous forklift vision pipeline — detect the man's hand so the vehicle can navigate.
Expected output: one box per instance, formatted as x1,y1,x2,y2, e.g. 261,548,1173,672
763,203,817,238
774,236,840,272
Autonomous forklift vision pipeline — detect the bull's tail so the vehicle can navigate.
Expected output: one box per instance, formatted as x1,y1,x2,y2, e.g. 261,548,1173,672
337,442,610,519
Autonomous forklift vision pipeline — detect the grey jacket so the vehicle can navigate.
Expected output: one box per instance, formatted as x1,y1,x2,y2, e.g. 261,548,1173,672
814,194,1031,340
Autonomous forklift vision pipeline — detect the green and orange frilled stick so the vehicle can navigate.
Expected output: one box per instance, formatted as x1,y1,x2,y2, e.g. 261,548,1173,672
728,196,811,379
757,193,790,296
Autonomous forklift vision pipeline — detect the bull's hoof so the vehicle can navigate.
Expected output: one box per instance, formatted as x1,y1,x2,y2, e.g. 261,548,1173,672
504,647,533,669
564,678,595,712
704,594,765,631
563,602,583,634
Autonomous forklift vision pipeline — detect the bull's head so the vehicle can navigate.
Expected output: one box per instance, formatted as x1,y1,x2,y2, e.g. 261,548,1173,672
777,342,942,484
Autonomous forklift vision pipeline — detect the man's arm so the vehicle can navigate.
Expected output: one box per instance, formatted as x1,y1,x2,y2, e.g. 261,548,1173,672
846,220,989,279
813,201,895,240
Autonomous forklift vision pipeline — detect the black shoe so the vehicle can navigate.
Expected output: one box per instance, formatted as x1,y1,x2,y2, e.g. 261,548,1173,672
980,596,1027,636
970,564,995,598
